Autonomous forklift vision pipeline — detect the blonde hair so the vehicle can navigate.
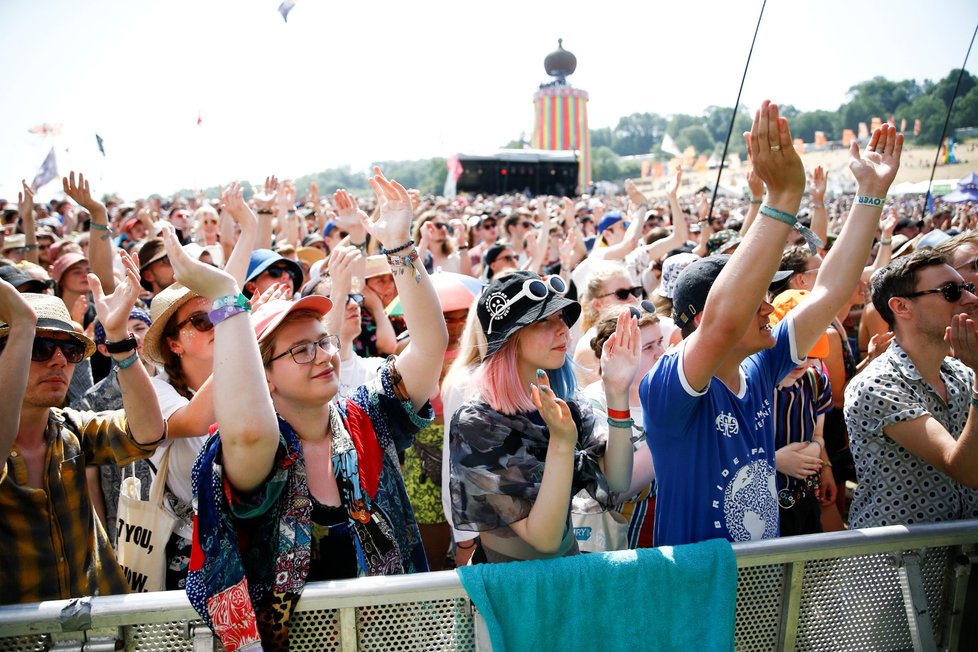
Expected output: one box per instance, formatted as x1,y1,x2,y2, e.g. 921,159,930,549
412,210,457,257
581,261,632,332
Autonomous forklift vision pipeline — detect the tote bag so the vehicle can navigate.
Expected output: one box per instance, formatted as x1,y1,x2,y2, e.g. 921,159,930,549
572,508,629,553
115,446,177,592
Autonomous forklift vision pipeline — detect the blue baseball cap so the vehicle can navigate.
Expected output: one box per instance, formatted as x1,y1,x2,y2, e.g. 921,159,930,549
245,249,303,297
596,211,629,233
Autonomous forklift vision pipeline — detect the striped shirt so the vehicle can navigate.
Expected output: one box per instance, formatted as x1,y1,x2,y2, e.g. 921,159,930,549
772,365,833,491
0,408,163,605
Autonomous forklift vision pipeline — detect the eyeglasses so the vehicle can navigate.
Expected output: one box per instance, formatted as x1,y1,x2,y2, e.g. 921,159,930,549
265,266,297,282
173,311,214,333
900,281,976,303
954,258,978,273
268,334,340,365
347,293,363,306
485,275,567,334
598,286,644,301
0,336,87,364
481,222,497,229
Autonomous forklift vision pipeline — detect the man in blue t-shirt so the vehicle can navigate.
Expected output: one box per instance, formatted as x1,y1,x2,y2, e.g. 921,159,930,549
640,104,905,547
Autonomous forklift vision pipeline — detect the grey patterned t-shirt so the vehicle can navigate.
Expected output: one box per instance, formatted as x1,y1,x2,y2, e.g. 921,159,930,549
844,340,978,528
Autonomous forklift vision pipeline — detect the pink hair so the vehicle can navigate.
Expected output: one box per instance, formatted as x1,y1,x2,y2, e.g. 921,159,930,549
475,330,536,414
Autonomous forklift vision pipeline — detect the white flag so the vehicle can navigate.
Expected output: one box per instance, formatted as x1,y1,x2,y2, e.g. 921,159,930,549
660,134,682,158
31,147,58,192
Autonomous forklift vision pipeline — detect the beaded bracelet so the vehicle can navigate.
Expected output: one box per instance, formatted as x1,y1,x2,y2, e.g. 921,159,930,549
759,205,824,255
387,247,422,283
116,351,140,370
381,239,415,255
607,416,635,429
855,195,885,207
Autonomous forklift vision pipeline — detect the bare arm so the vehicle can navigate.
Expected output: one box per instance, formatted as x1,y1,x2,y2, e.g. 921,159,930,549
162,376,215,438
17,182,38,265
63,172,115,293
0,280,37,463
740,168,765,235
220,183,258,287
682,101,804,391
793,125,903,356
862,211,897,282
808,166,829,247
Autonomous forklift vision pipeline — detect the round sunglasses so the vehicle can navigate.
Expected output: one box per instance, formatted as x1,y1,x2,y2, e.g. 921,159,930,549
486,275,567,335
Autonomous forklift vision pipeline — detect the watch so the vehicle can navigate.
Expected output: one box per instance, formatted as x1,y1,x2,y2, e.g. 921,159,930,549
105,333,138,354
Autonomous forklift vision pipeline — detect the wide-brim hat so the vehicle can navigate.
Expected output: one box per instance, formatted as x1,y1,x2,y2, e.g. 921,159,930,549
252,295,333,344
0,293,96,359
142,283,196,365
2,233,27,252
296,247,326,267
364,255,392,279
672,255,792,327
477,270,580,357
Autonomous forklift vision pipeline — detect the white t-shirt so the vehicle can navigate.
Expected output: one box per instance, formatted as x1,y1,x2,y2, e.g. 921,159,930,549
150,373,207,541
337,353,385,401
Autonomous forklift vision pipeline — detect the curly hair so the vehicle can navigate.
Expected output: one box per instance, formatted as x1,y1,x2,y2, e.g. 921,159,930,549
589,305,659,363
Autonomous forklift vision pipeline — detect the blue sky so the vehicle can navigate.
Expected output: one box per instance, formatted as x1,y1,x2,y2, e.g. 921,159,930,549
1,0,976,199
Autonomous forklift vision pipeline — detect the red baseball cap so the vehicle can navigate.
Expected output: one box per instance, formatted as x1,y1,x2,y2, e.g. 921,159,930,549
251,296,333,344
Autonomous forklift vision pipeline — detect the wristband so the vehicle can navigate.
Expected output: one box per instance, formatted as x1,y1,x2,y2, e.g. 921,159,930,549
607,407,630,420
750,199,763,205
105,333,138,354
90,222,110,232
759,205,824,255
24,244,39,251
381,239,414,255
386,247,422,283
212,293,250,312
879,238,892,246
115,351,140,370
256,208,274,215
855,195,885,207
607,417,635,430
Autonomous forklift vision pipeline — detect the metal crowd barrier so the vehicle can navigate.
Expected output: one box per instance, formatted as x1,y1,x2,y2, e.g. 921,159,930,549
1,520,976,651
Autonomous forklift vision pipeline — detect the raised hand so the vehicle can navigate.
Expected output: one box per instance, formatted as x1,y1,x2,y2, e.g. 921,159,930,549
69,295,89,326
0,278,36,330
809,166,828,204
947,314,978,371
880,210,898,239
744,100,805,201
326,245,363,298
530,369,577,447
333,189,368,229
600,310,641,397
248,281,291,312
364,167,413,248
17,180,33,221
666,164,683,198
63,171,106,214
849,123,903,198
221,182,257,233
253,175,278,211
624,178,647,208
160,223,237,301
88,251,141,337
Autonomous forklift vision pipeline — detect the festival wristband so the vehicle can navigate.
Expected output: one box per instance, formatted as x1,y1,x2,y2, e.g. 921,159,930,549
759,205,824,255
855,195,885,207
208,293,251,326
115,351,140,370
607,417,635,430
90,222,110,232
607,407,630,420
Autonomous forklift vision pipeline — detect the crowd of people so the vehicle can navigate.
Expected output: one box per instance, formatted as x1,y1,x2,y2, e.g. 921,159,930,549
2,101,978,650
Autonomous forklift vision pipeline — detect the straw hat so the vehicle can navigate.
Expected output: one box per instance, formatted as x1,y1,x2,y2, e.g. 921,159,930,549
364,255,392,279
142,283,196,365
0,293,96,359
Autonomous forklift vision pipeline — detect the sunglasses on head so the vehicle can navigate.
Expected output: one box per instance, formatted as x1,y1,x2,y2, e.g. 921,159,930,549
0,336,87,364
485,275,567,334
599,286,644,301
627,300,657,319
900,281,976,303
174,311,214,333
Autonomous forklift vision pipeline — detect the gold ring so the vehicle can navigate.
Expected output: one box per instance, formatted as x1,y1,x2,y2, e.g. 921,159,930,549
770,145,781,151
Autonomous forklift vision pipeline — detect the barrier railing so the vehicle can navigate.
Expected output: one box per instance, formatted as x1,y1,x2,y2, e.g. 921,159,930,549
1,520,976,651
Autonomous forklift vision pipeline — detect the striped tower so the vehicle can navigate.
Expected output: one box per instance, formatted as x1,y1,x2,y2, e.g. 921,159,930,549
532,40,590,192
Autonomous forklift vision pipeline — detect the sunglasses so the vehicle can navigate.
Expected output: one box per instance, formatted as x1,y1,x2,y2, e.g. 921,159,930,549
432,222,455,235
268,334,340,365
0,336,87,364
485,275,567,334
598,286,644,301
900,281,976,303
627,300,657,319
173,311,214,333
265,266,298,282
521,221,534,229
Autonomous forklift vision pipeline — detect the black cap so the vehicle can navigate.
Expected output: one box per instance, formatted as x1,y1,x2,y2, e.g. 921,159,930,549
0,265,52,293
483,244,510,279
477,270,580,356
672,255,792,327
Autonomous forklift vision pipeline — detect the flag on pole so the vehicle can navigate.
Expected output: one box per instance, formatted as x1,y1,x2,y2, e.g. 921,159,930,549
197,111,203,126
31,147,58,191
444,155,463,197
96,134,106,156
278,0,297,21
660,133,682,158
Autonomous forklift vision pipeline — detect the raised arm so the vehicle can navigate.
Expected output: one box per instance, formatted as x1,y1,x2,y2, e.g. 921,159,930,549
363,167,448,410
862,210,897,282
683,100,805,390
808,166,829,246
793,124,903,355
322,245,362,342
593,181,645,261
64,172,114,293
740,168,765,235
160,222,279,493
17,182,38,265
89,252,164,444
0,280,37,463
643,165,690,260
220,182,258,286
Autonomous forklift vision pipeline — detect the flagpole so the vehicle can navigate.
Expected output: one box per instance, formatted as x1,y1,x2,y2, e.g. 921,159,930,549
709,0,767,221
925,22,978,216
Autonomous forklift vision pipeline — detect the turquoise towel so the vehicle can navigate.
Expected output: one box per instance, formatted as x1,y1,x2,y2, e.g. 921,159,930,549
457,539,737,652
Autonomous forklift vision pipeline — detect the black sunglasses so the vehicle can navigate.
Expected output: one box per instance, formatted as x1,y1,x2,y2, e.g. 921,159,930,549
0,336,86,364
627,300,657,318
173,311,214,333
599,286,643,301
265,265,297,281
900,281,976,303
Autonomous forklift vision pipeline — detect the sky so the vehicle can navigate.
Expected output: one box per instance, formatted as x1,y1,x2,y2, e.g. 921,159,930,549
1,0,976,200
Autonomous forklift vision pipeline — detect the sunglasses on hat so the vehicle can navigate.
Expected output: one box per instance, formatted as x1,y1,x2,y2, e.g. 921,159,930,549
899,281,976,303
486,275,567,334
627,300,657,319
0,336,86,363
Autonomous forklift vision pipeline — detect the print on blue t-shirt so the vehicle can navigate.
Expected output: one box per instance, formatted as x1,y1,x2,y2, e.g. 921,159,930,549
640,317,802,547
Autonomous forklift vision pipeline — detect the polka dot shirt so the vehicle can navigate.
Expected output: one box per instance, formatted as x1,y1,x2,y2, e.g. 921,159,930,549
844,340,978,529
